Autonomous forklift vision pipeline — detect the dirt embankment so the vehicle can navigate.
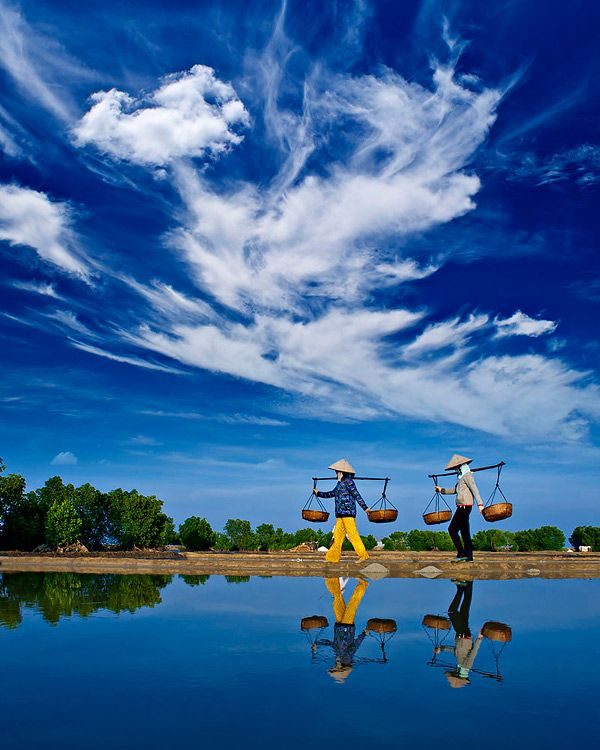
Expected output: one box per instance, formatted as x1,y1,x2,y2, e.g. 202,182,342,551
1,550,599,580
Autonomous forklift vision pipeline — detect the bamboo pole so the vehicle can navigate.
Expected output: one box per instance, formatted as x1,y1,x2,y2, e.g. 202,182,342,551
428,461,505,479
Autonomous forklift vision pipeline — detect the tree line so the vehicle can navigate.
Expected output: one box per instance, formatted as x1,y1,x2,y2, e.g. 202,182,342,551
1,459,597,552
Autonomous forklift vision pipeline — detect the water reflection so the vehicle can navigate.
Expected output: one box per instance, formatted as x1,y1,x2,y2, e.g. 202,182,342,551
301,577,397,682
0,572,173,627
422,580,513,687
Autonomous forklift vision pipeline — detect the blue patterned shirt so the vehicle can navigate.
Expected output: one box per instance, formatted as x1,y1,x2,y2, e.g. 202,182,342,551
317,477,368,518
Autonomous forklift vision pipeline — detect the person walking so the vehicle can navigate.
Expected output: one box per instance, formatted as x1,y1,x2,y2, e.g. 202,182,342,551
437,581,484,688
435,454,483,563
314,458,370,563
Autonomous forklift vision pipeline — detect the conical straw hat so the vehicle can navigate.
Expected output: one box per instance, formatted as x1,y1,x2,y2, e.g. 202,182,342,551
445,454,473,471
328,458,356,475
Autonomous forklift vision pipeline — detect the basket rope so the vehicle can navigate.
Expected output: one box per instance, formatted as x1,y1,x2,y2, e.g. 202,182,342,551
484,464,509,508
423,475,452,515
302,479,328,513
370,478,398,512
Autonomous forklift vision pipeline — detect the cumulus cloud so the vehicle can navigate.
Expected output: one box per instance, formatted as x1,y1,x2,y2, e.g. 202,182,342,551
495,311,557,338
0,184,89,277
73,65,249,166
51,451,78,465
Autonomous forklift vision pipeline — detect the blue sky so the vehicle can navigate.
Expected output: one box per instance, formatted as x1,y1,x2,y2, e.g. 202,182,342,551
1,0,599,532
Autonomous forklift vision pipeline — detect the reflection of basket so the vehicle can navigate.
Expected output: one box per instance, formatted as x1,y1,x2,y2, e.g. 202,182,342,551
302,508,330,523
422,614,451,630
301,615,329,631
423,509,452,525
366,618,397,633
368,508,398,523
482,502,512,522
482,621,512,642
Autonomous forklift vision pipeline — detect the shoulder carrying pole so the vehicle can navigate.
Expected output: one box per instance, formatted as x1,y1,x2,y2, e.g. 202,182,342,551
428,461,505,479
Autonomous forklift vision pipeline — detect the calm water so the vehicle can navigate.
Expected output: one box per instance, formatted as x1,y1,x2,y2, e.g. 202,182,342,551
1,572,598,749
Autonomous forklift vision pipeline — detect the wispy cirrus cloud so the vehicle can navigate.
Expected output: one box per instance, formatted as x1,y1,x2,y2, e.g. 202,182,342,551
507,144,600,187
0,184,90,277
0,1,92,123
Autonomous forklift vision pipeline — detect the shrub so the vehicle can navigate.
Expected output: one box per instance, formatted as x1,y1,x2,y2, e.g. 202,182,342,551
179,516,216,551
45,498,82,547
212,532,232,551
513,526,565,551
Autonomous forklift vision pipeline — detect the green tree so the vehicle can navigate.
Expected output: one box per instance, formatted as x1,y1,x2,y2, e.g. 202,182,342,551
381,531,409,551
212,532,232,551
569,526,600,551
181,575,211,586
533,526,565,551
45,497,82,547
108,489,173,549
74,484,110,550
179,516,216,551
223,518,259,551
472,529,515,552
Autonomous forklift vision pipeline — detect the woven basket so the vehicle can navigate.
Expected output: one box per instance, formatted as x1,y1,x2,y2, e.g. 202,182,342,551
301,615,329,631
366,618,397,634
482,502,512,523
302,509,330,523
482,620,512,642
367,508,398,524
422,614,451,630
423,509,452,525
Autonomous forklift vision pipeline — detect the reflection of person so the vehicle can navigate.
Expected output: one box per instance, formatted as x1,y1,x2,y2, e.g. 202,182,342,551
317,577,369,683
437,581,483,688
314,458,370,563
435,454,483,563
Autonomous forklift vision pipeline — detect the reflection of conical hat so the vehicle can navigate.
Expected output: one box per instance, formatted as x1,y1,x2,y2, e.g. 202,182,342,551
445,671,470,689
445,454,473,471
328,458,356,474
328,666,353,683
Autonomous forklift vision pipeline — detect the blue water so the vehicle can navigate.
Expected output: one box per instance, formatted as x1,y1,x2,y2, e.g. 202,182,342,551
0,572,598,749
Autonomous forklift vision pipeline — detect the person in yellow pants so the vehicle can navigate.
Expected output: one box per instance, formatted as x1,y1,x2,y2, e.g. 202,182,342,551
313,458,370,563
319,578,369,683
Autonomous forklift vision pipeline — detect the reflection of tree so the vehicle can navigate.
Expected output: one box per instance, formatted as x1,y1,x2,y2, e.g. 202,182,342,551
181,575,211,586
0,573,172,628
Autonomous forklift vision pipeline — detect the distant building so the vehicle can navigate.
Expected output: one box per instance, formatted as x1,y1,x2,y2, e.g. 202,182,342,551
579,545,592,552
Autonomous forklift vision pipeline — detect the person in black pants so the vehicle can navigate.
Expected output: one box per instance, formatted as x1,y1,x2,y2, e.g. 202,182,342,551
436,453,484,562
436,581,483,688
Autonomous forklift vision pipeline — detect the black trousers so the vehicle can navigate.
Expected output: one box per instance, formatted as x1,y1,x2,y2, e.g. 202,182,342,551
448,580,473,637
448,505,473,559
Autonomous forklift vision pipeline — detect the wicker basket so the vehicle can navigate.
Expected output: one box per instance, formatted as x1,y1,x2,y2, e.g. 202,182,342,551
367,508,398,524
302,509,330,523
423,509,452,525
366,618,397,634
482,502,512,523
422,614,451,630
482,620,512,642
301,615,329,631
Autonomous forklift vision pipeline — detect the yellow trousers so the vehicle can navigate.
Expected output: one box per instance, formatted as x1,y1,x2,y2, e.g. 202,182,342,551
325,517,369,563
325,577,368,624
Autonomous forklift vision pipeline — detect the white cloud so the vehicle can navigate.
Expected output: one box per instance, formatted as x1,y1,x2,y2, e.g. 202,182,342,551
70,340,184,375
51,451,78,466
11,280,59,297
0,3,90,123
404,314,489,358
375,259,440,284
495,311,557,338
509,144,600,187
73,65,249,166
0,184,89,277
